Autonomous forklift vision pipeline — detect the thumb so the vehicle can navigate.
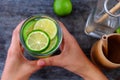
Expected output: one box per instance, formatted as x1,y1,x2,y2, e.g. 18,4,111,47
26,60,45,73
38,55,61,66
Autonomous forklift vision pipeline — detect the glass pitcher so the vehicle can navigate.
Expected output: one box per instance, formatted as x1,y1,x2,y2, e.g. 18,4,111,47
85,0,120,38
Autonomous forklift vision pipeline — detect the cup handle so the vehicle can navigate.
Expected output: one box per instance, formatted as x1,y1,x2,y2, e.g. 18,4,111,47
102,35,108,57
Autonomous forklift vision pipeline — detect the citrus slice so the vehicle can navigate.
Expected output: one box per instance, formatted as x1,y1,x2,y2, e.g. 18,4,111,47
34,18,57,39
26,30,50,52
42,36,58,54
23,20,36,40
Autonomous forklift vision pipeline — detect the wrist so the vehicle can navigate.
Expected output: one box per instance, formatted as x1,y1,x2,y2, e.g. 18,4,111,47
1,72,30,80
74,61,108,80
1,76,29,80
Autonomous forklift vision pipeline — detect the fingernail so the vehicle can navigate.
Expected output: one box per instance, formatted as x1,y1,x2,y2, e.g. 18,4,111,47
37,60,45,66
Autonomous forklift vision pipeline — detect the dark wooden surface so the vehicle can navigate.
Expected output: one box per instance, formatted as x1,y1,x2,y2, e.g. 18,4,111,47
0,0,120,80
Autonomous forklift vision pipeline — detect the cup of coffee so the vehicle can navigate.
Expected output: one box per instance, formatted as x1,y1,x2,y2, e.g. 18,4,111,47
91,33,120,69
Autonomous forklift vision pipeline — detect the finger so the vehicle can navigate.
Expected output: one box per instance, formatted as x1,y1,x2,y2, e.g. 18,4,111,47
24,60,45,74
8,21,25,56
31,60,45,69
38,55,61,66
59,21,74,50
59,37,65,51
10,21,24,49
58,21,72,37
11,21,24,48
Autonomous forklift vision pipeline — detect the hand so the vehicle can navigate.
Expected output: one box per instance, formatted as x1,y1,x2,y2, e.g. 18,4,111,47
39,22,108,80
1,21,45,80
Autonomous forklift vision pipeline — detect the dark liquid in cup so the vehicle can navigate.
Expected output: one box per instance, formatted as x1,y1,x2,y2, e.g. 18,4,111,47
107,35,120,64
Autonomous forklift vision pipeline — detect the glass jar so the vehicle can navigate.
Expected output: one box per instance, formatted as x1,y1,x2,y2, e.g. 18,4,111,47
20,15,62,58
85,0,120,38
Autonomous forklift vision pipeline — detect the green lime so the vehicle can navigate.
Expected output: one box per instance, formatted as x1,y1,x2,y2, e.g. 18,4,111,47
116,27,120,33
41,36,58,54
53,0,72,16
25,30,50,52
34,18,57,39
23,20,36,40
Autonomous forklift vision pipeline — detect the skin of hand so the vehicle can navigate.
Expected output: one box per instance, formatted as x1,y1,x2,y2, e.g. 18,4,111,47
1,21,45,80
1,21,108,80
39,22,108,80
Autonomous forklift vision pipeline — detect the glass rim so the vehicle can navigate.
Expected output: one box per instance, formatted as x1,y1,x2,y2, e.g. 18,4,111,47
104,0,120,17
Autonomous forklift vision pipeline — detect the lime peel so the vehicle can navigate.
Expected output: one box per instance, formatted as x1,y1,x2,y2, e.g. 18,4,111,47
53,0,72,16
23,20,36,40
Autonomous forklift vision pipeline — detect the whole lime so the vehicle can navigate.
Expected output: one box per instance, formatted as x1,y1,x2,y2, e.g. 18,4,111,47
53,0,72,16
116,27,120,33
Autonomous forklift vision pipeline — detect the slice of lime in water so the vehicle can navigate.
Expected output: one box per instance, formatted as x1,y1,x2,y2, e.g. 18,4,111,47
34,18,57,39
41,36,58,54
25,30,50,52
23,20,36,40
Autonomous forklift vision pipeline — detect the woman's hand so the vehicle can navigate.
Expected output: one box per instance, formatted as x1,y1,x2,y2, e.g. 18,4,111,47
1,21,108,80
1,21,45,80
40,22,108,80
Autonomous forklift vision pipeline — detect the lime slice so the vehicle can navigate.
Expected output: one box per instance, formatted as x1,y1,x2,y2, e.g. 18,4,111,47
42,36,58,54
23,20,36,40
26,30,50,52
34,18,57,39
